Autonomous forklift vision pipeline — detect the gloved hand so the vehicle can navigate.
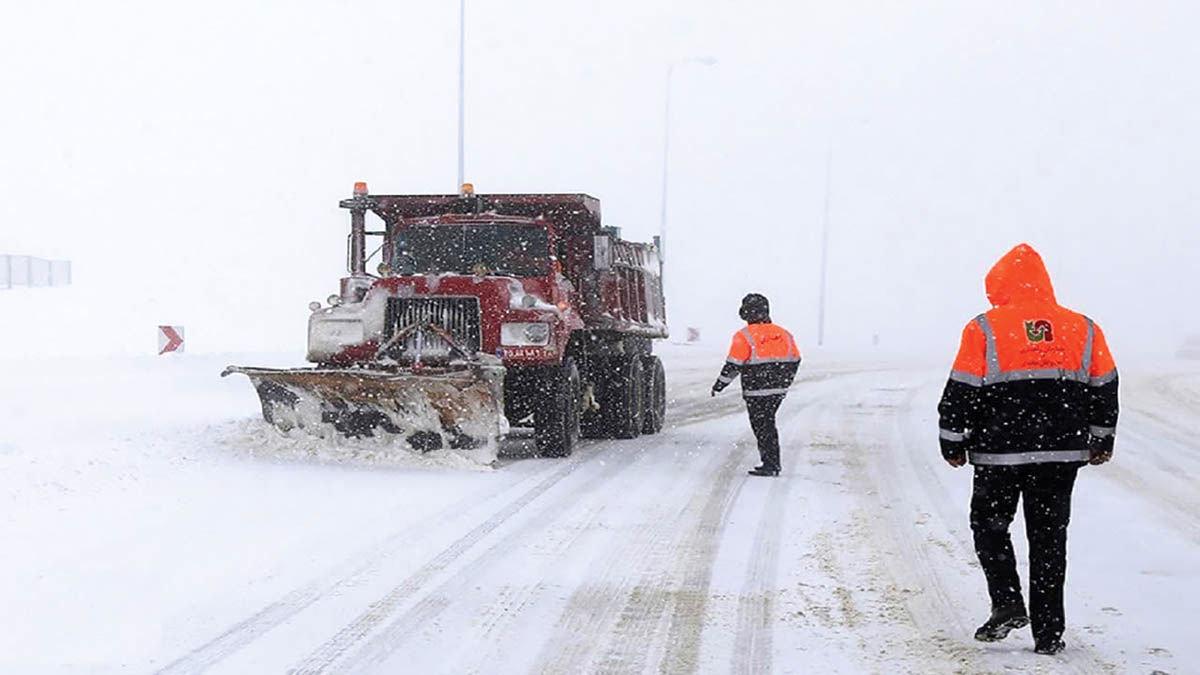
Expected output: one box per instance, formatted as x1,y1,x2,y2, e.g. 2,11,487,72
939,430,968,468
1088,433,1114,465
710,387,719,397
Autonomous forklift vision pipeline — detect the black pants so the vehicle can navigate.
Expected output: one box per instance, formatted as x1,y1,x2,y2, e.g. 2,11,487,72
970,462,1080,643
745,394,784,470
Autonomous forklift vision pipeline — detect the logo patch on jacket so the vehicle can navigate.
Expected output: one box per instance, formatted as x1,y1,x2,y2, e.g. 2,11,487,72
1024,319,1054,343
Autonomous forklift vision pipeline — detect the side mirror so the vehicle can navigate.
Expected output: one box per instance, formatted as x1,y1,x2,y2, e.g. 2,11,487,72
593,235,613,271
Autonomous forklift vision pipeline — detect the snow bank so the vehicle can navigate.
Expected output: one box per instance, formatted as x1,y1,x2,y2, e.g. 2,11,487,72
210,419,496,469
0,349,506,669
0,350,497,468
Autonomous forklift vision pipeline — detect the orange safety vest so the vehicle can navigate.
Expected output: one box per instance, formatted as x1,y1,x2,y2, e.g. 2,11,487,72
715,322,802,397
727,323,802,366
950,248,1116,388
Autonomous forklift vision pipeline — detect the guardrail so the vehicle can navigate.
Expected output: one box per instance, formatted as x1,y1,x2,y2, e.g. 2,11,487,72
0,255,72,289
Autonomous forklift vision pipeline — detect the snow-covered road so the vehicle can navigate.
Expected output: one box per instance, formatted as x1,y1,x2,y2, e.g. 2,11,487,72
2,348,1197,674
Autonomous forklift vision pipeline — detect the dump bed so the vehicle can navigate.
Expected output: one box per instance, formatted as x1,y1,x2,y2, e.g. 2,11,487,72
574,233,666,338
358,193,602,238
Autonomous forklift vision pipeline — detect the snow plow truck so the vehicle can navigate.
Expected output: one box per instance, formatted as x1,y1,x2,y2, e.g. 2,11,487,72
223,183,668,457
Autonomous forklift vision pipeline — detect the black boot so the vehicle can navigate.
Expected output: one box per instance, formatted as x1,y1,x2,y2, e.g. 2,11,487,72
748,466,780,477
974,604,1029,642
1034,638,1066,655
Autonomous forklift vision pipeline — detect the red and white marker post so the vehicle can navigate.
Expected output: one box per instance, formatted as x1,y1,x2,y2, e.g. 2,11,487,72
158,326,185,355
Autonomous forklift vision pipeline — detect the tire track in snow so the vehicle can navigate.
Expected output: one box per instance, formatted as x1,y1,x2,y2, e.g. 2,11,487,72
767,379,990,672
874,381,982,635
339,455,636,674
652,383,849,675
291,441,649,674
882,381,1027,667
729,438,805,674
1118,409,1200,486
526,434,739,675
599,446,744,675
1105,375,1200,540
1097,452,1200,544
154,456,574,675
460,442,719,675
772,390,902,668
1124,408,1200,460
531,380,841,674
653,384,845,674
355,389,796,672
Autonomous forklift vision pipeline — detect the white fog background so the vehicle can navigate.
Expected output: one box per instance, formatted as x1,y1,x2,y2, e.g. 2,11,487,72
2,0,1197,359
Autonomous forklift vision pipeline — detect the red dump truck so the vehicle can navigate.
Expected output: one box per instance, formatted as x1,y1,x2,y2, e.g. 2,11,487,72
224,183,668,457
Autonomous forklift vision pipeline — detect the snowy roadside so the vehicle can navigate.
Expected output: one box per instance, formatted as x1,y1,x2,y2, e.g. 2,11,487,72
0,351,506,670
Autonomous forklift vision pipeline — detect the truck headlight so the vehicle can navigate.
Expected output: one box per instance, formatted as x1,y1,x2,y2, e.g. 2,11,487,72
311,319,365,348
501,322,551,346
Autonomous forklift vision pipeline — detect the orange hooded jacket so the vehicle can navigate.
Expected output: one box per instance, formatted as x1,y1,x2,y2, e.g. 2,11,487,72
713,322,802,397
938,244,1119,465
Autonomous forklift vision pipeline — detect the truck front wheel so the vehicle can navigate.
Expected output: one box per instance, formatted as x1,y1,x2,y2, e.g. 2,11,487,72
534,359,581,457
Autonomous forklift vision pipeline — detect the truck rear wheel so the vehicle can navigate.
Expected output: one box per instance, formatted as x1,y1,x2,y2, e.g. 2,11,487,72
641,355,666,435
605,354,645,439
535,359,581,457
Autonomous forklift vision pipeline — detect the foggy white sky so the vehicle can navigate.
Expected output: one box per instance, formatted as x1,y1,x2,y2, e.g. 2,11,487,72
2,0,1197,358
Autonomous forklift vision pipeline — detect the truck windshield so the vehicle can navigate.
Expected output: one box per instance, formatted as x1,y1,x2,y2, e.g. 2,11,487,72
393,224,551,277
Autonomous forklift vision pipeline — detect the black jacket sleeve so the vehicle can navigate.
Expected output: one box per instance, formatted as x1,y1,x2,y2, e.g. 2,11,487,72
937,320,986,461
1086,322,1119,456
712,362,740,393
937,379,977,460
1088,373,1119,455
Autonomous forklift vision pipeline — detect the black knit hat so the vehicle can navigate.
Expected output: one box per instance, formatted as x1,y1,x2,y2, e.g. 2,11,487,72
739,293,770,323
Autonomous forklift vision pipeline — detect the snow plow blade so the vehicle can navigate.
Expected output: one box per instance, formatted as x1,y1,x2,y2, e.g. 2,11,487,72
220,361,505,450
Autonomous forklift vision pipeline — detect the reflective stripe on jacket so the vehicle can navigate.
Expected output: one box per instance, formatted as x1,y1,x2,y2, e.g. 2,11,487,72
937,244,1119,466
713,322,801,397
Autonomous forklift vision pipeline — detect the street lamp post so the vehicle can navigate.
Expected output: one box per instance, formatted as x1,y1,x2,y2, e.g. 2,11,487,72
817,145,832,347
456,0,466,189
658,56,716,263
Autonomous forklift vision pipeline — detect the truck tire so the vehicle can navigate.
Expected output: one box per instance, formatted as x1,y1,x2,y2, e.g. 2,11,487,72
641,355,666,435
535,359,581,457
606,354,645,439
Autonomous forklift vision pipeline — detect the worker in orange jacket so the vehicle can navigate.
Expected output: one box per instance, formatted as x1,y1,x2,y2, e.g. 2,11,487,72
711,294,802,476
938,243,1119,655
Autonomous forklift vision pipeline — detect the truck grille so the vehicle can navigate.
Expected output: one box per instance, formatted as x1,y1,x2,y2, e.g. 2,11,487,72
385,296,482,358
